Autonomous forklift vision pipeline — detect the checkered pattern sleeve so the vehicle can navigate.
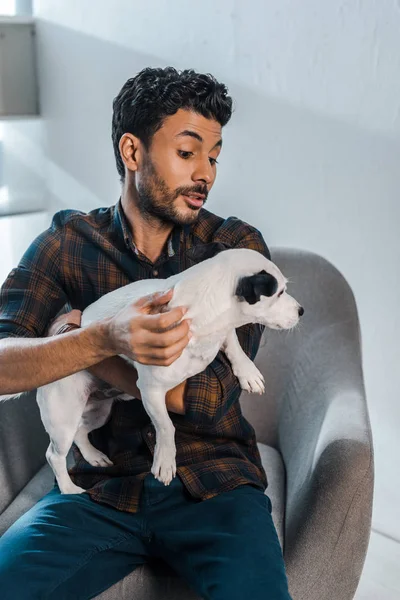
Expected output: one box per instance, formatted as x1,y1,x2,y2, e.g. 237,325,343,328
183,229,271,429
0,212,70,340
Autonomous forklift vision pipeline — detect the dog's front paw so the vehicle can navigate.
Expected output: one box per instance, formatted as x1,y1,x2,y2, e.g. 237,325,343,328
234,364,265,394
151,435,177,486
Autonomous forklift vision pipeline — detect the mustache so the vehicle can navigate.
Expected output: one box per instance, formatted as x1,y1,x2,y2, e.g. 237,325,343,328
176,186,208,199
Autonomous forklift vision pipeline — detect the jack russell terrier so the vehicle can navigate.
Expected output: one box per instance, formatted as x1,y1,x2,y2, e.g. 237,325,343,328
0,245,303,494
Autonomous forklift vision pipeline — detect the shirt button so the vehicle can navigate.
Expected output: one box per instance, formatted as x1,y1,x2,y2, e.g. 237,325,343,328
152,269,159,277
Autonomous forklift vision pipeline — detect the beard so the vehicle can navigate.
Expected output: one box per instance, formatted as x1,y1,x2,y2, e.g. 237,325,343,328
136,154,208,226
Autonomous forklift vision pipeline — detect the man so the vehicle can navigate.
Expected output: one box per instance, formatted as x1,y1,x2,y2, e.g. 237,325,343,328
0,67,292,599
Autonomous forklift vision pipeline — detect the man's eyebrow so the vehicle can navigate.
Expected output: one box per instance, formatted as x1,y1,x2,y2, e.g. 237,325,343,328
174,129,223,149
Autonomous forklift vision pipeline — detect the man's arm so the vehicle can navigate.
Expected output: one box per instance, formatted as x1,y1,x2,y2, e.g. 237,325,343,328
46,311,187,415
85,353,187,415
0,212,103,392
0,324,114,394
0,303,189,416
0,212,190,410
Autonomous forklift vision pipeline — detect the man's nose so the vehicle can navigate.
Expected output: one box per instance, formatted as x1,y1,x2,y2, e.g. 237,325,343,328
192,162,213,185
298,306,304,317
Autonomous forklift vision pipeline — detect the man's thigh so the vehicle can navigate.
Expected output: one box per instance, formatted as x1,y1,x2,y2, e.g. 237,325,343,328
153,484,292,600
0,486,151,600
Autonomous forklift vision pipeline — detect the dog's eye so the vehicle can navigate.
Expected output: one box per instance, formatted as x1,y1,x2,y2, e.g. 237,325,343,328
278,290,284,297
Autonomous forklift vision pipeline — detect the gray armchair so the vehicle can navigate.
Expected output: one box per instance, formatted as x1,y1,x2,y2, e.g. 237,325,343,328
0,247,374,600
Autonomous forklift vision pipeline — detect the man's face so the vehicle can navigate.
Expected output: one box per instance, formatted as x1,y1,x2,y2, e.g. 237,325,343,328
134,109,222,226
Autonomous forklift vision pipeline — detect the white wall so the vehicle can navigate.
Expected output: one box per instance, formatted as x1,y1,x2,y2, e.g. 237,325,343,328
12,0,398,538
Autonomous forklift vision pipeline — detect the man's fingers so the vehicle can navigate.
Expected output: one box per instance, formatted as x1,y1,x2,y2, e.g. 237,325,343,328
147,350,185,367
144,306,188,332
147,303,170,315
68,309,82,326
135,289,174,310
148,319,191,347
141,333,191,364
148,288,174,305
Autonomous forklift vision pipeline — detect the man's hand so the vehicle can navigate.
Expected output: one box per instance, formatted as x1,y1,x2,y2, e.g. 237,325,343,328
45,309,82,337
46,290,192,368
105,288,192,366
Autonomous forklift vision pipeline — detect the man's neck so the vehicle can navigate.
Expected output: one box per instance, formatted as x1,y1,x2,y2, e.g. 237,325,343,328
121,195,173,264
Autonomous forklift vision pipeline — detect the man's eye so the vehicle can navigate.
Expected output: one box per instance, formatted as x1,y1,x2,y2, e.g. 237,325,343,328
178,151,219,165
178,151,193,159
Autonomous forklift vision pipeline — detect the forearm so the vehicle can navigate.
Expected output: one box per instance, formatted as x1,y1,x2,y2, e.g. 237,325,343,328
0,321,113,394
88,356,187,415
88,356,141,398
167,379,187,415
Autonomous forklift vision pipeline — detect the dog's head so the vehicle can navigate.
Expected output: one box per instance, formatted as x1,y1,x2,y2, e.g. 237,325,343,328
235,268,303,330
186,242,304,331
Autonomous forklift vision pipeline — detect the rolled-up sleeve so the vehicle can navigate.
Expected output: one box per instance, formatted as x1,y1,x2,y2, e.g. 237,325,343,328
0,213,69,340
184,228,270,429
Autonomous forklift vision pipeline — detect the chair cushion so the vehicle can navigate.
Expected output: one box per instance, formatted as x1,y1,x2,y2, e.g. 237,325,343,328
0,459,55,536
0,443,285,600
257,443,285,548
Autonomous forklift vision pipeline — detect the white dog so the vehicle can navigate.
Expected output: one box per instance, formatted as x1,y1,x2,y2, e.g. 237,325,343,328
0,247,303,494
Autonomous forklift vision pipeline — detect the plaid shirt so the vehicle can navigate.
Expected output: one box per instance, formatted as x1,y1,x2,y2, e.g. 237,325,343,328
0,199,270,513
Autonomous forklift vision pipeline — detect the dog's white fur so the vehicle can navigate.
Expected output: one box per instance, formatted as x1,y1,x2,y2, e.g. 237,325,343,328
0,248,301,494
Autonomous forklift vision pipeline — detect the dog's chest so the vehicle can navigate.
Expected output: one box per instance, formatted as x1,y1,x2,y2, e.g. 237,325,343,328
188,330,225,361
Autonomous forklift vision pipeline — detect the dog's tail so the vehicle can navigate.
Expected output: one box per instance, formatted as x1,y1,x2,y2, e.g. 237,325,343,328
0,391,27,402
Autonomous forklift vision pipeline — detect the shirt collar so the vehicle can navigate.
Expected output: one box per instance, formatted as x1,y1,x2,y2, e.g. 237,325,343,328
114,197,190,260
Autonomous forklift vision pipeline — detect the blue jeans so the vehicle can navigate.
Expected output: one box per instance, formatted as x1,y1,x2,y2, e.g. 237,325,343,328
0,474,292,600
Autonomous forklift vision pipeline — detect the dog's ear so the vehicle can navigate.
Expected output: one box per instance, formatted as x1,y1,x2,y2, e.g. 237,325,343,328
236,270,278,304
186,242,231,264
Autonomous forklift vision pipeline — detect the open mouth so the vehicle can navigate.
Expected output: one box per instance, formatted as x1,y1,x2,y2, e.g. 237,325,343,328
182,194,205,208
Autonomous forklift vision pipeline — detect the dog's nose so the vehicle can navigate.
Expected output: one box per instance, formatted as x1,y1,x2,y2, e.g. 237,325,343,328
298,306,304,317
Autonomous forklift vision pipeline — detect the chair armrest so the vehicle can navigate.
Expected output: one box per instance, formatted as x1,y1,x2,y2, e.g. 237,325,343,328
0,391,48,515
279,319,374,600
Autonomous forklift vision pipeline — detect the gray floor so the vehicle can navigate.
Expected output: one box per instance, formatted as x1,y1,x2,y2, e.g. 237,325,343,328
0,211,398,599
355,530,400,599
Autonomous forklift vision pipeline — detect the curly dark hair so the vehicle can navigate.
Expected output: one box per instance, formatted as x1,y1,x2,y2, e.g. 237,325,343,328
112,67,233,182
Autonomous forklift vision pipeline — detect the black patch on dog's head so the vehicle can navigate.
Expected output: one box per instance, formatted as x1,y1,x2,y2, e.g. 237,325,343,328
186,242,231,264
236,270,278,304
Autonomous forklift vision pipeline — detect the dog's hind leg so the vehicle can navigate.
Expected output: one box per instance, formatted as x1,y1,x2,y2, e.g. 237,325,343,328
73,397,115,467
38,371,94,494
138,383,176,486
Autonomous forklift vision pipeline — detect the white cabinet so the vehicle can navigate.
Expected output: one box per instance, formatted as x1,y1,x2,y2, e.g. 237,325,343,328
0,18,38,117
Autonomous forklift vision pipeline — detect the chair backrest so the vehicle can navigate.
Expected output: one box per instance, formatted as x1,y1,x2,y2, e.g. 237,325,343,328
240,246,364,449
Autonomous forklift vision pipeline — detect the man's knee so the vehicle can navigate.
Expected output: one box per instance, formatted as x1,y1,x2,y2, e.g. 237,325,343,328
0,551,36,599
205,566,292,600
0,529,55,600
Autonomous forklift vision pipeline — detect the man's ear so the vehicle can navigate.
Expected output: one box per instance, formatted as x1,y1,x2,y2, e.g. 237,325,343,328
186,242,231,263
119,133,141,172
236,270,278,304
